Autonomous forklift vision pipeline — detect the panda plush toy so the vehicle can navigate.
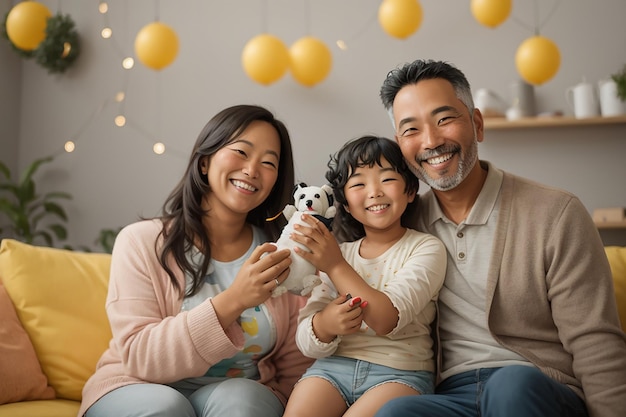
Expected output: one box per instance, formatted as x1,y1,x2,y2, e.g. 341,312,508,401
271,183,336,297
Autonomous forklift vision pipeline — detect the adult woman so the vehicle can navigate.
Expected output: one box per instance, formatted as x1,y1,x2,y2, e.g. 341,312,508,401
80,105,313,417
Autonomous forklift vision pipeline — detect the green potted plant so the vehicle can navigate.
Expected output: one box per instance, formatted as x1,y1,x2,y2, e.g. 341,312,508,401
0,156,72,246
611,64,626,101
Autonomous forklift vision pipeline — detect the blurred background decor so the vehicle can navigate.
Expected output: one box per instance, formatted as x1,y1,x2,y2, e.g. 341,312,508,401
2,0,625,249
0,156,71,247
33,12,80,73
3,1,79,74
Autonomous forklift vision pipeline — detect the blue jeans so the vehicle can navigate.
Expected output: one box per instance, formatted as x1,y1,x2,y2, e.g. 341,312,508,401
84,379,283,417
374,366,589,417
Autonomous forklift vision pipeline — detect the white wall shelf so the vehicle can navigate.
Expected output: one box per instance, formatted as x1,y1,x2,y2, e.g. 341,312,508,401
595,221,626,230
483,116,626,234
484,115,626,130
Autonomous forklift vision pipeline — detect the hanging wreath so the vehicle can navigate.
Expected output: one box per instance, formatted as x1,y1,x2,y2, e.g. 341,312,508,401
34,13,80,74
1,12,80,74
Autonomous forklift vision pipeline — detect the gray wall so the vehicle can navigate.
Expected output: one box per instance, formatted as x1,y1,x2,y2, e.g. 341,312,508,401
0,0,21,181
1,0,625,248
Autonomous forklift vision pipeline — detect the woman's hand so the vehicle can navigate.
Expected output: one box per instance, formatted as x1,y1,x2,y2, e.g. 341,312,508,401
212,243,290,327
312,293,368,343
291,213,346,275
233,243,291,308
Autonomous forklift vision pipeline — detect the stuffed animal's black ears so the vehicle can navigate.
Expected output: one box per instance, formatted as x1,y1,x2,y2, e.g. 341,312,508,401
293,182,308,195
292,182,334,207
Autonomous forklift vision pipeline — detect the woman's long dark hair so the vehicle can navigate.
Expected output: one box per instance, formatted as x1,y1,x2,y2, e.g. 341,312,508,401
325,135,419,243
157,105,295,297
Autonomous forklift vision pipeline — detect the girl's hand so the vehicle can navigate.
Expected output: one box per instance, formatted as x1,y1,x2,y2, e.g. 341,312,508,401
222,243,291,311
312,294,368,342
291,213,345,274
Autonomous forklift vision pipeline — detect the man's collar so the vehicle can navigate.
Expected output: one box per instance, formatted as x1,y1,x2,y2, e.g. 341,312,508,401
422,160,503,226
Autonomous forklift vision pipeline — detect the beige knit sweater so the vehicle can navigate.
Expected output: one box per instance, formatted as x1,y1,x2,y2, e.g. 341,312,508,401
415,162,626,417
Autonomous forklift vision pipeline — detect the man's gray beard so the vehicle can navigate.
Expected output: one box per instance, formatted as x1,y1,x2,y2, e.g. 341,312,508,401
408,138,479,192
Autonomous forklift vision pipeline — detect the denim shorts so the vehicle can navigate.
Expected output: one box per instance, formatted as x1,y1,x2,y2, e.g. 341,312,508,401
298,356,435,406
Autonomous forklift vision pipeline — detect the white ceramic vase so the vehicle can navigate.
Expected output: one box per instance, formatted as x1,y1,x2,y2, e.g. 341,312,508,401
598,78,626,117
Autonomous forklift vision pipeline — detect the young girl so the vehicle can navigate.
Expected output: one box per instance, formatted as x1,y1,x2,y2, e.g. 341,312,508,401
283,135,447,417
80,105,313,417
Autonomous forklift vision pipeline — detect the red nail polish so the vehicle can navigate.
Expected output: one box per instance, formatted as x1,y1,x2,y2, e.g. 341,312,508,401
360,301,368,308
349,296,361,307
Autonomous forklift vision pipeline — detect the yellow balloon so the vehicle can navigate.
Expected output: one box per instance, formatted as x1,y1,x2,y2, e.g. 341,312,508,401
134,22,179,70
289,37,332,87
471,0,512,28
5,1,51,51
378,0,423,39
515,35,561,85
242,34,290,85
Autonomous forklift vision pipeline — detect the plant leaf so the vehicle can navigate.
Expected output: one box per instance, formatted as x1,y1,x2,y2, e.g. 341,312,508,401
0,161,10,180
48,224,68,240
0,183,19,194
16,180,36,205
44,191,73,200
32,230,53,246
14,213,31,236
0,198,18,214
43,202,68,221
19,156,53,185
0,155,71,247
30,210,45,229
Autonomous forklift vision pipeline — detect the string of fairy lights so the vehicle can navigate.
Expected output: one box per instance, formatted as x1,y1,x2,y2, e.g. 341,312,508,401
63,0,396,159
59,0,390,159
56,1,178,159
5,0,562,159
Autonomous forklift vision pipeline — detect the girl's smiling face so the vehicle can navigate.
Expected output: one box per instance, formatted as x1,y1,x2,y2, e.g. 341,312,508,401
344,156,415,235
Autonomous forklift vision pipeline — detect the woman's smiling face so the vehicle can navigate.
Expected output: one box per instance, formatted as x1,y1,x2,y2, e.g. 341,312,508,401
203,120,281,217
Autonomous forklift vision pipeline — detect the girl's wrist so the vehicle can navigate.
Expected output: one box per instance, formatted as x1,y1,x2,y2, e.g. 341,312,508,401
308,315,340,347
311,312,336,343
326,259,350,282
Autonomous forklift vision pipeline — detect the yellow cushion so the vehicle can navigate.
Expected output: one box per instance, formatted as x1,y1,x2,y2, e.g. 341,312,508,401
0,399,79,417
0,240,112,401
605,246,626,333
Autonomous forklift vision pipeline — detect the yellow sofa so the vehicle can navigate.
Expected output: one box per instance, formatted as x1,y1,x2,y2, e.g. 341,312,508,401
0,239,625,417
0,240,111,417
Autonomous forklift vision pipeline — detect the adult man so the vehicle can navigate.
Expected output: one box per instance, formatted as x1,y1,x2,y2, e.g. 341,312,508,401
374,59,626,417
